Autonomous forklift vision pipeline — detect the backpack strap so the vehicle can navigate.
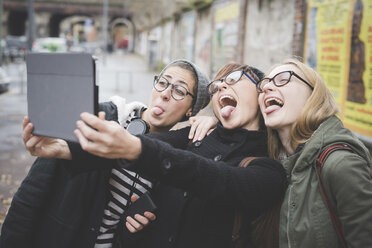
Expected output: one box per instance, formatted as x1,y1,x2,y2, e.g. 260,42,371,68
316,144,353,248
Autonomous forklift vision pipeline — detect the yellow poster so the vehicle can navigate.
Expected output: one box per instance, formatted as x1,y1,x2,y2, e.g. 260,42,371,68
305,0,352,105
305,0,372,139
343,0,372,137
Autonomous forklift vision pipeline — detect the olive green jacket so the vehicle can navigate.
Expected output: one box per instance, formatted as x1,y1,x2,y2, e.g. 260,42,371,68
279,116,372,248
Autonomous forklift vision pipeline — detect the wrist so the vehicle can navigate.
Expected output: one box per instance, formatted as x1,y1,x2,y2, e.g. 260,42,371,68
57,140,72,160
126,135,142,160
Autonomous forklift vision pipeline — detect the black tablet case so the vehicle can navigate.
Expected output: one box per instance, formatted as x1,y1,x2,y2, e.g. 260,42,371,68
26,53,98,142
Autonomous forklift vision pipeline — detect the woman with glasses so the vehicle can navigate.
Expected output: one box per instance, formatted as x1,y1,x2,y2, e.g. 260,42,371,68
257,58,372,248
1,60,211,248
72,63,287,248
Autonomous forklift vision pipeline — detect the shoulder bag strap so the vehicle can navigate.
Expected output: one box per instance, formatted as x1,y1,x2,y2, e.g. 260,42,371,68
316,144,353,248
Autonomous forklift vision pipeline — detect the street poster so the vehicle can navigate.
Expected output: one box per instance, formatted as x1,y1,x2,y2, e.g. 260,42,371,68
304,0,372,139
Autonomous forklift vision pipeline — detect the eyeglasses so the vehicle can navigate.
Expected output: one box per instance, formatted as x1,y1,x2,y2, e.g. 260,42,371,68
207,70,257,95
153,75,195,101
256,71,314,93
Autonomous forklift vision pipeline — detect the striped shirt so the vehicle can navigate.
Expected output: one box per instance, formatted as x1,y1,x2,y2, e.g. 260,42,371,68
94,108,153,247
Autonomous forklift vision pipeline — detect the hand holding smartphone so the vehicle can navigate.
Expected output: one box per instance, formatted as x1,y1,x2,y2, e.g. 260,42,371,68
126,191,157,218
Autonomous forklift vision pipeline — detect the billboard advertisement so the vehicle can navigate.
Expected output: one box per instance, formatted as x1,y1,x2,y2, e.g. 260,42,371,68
305,0,372,139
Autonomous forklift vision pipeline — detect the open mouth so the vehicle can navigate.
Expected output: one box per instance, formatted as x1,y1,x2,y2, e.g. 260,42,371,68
219,95,237,108
265,97,283,108
219,95,237,119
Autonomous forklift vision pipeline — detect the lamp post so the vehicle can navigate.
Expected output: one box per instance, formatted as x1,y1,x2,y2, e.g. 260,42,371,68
0,1,3,66
27,0,35,51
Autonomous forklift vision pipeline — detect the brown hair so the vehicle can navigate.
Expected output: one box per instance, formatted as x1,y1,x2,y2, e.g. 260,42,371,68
214,63,264,83
214,63,266,131
266,58,339,159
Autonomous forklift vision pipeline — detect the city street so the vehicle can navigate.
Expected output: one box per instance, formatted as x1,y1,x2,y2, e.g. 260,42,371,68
0,52,156,228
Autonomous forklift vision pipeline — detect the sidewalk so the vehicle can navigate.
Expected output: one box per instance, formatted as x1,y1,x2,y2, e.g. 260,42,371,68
0,52,155,229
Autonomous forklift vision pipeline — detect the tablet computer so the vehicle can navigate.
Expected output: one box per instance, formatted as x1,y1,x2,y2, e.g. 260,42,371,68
26,52,98,142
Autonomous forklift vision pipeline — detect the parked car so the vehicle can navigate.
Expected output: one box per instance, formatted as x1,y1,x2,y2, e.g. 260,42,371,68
0,67,11,94
32,37,67,53
3,36,27,62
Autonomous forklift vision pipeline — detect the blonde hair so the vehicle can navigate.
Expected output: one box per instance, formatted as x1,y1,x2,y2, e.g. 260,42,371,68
267,58,340,159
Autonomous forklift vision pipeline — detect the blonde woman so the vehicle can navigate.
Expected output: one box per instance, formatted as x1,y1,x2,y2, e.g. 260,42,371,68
257,58,372,248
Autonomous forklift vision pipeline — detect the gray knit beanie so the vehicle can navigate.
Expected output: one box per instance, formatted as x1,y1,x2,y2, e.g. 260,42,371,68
159,59,210,117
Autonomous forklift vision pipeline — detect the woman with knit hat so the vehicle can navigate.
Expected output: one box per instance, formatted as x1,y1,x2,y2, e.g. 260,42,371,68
73,63,287,248
1,59,211,248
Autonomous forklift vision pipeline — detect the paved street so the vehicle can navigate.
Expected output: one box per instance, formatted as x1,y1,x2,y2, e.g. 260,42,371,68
0,52,156,229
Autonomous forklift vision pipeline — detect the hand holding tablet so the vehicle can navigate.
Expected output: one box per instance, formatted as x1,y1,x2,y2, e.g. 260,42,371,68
26,53,98,142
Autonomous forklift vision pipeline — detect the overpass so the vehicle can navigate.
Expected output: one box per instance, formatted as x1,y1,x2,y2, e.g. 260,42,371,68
2,0,207,52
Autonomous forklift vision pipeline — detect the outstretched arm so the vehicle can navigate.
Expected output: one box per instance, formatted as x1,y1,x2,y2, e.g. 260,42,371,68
75,113,286,212
129,135,286,213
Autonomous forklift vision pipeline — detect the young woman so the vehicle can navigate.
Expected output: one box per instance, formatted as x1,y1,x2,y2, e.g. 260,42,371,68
257,58,372,248
1,60,211,248
73,63,287,248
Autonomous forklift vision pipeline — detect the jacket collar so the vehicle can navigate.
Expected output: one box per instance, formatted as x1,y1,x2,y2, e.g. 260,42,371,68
215,122,265,141
214,122,268,157
286,115,372,173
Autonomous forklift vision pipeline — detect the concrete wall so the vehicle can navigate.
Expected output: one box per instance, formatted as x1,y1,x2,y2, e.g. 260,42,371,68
161,21,172,65
194,8,213,76
135,0,299,76
244,0,296,72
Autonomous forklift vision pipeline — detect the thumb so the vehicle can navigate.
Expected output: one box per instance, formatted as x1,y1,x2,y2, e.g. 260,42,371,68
98,111,106,120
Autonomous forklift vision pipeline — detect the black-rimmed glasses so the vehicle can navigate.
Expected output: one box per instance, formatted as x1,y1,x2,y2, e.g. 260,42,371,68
153,75,195,101
207,70,257,95
256,71,314,93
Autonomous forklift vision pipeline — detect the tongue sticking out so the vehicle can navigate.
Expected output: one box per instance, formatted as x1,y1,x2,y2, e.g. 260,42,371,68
264,105,281,114
152,107,164,116
221,106,235,118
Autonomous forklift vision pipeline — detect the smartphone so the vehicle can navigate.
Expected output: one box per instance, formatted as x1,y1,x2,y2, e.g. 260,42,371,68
125,191,157,218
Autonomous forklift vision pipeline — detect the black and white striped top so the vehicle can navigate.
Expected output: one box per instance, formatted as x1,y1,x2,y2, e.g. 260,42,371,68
94,106,153,248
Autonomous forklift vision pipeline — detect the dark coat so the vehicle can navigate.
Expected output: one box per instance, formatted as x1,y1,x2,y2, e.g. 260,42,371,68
1,103,286,248
117,124,287,248
0,103,119,248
